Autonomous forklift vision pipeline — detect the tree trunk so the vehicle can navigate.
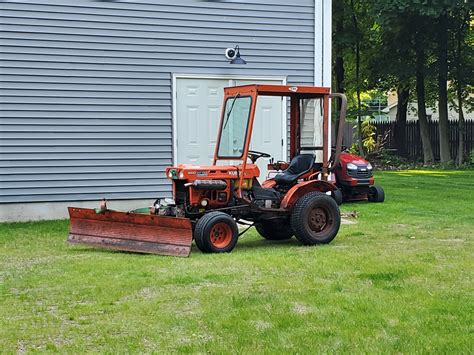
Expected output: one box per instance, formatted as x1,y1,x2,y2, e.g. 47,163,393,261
394,87,409,158
455,8,469,165
437,11,451,162
415,45,434,164
457,91,465,166
334,3,345,139
350,0,364,156
334,56,345,138
356,76,364,156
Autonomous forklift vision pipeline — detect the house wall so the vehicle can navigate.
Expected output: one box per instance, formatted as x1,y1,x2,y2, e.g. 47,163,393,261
0,0,332,221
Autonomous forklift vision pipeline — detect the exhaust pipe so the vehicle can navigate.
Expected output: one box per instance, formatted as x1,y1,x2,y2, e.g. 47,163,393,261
329,93,347,171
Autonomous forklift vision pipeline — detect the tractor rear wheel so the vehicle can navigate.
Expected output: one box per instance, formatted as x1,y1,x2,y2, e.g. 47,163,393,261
255,219,293,240
194,211,239,253
368,185,385,202
290,192,341,245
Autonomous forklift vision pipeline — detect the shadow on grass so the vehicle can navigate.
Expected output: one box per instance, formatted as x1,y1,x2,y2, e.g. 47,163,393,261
67,245,161,257
234,236,299,250
66,236,302,258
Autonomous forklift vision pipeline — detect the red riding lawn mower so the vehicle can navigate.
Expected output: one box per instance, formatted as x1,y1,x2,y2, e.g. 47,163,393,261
331,149,385,204
68,85,350,257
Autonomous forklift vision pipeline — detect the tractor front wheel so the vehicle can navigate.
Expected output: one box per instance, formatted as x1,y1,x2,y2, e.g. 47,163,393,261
255,219,293,240
368,185,385,202
291,192,341,245
194,212,238,253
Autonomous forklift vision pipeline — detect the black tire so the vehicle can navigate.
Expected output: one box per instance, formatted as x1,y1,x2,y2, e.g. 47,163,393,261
255,219,293,240
194,211,239,253
331,189,343,205
368,185,385,202
290,192,341,245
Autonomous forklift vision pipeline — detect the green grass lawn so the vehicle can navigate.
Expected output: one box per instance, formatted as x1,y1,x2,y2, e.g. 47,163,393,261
1,170,473,353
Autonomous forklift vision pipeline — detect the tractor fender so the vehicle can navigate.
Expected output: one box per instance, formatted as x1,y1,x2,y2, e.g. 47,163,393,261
280,180,337,209
261,178,277,189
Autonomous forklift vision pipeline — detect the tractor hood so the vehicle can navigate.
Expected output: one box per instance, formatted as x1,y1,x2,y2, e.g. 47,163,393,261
165,164,260,180
339,152,369,166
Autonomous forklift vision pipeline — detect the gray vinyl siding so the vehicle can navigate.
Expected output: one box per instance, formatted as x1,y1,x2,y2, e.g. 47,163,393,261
0,0,316,203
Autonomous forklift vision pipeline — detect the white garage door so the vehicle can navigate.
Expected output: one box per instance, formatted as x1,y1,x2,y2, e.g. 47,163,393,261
175,77,285,179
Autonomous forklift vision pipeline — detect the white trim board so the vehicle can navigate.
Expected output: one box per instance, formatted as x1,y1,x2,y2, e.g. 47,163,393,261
171,74,287,165
314,0,332,87
315,0,333,160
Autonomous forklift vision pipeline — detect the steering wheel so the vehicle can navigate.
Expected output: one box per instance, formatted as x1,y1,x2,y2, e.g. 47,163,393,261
248,150,271,163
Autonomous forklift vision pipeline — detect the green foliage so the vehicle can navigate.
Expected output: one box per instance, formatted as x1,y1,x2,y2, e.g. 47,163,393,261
448,5,474,114
1,171,473,352
375,149,407,168
348,142,359,155
361,119,376,153
333,0,473,162
333,0,473,103
350,119,377,155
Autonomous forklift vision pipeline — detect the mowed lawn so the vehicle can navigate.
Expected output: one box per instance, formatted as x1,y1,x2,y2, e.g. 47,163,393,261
0,170,473,353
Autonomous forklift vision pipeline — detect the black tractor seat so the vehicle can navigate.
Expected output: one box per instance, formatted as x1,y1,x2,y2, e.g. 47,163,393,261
274,154,316,186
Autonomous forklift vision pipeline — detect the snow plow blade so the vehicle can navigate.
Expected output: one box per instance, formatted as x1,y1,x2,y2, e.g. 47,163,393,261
68,207,193,257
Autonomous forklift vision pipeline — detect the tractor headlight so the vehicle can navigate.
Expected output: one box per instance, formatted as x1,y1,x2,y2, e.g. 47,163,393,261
179,172,185,179
367,162,373,170
347,163,358,171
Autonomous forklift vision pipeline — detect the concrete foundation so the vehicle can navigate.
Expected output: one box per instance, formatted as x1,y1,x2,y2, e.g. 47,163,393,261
0,199,155,223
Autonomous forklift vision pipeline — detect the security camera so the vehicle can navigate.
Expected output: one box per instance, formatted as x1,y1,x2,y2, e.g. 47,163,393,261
225,47,237,60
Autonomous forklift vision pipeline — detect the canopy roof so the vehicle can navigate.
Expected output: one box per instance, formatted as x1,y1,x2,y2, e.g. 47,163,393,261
224,84,331,97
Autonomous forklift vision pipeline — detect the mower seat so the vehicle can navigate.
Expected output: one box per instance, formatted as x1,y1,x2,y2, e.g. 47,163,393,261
274,154,316,186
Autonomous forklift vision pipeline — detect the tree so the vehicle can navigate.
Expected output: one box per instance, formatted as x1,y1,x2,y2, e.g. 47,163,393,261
333,0,374,156
408,1,473,163
414,16,435,164
366,3,416,159
333,0,346,138
437,9,451,162
333,0,473,164
449,6,473,165
350,0,364,156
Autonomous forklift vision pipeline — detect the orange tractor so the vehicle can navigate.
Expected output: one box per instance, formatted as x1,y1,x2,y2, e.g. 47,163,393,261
68,85,347,257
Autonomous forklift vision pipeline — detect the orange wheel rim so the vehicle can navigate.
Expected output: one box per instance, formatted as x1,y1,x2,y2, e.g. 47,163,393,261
309,207,328,232
209,222,233,248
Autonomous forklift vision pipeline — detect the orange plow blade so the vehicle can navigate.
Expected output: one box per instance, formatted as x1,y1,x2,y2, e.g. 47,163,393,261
68,207,193,257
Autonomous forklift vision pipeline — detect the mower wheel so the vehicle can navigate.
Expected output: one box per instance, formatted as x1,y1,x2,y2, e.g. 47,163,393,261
255,219,293,240
368,185,385,203
194,211,238,253
291,192,341,245
331,189,343,205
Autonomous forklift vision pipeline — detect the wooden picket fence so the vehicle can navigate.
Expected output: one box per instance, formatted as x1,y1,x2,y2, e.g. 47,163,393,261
337,120,474,161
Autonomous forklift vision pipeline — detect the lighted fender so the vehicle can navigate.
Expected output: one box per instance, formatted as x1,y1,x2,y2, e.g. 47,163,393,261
280,180,337,209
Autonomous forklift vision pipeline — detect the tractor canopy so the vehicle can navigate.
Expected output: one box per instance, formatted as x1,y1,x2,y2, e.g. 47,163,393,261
214,84,344,181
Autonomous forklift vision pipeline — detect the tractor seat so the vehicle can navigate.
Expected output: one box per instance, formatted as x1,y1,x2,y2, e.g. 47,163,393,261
274,154,316,186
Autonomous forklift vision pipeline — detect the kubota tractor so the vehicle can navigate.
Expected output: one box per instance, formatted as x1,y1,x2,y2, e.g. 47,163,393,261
68,85,347,257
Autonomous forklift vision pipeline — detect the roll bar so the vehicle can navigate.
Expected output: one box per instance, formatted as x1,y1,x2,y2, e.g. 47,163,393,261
329,93,347,171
